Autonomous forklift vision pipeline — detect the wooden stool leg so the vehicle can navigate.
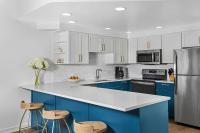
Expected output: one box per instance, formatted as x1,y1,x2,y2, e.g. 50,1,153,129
19,109,27,133
63,119,71,133
42,119,48,133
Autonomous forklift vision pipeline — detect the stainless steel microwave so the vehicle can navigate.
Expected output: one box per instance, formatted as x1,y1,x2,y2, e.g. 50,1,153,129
137,49,162,64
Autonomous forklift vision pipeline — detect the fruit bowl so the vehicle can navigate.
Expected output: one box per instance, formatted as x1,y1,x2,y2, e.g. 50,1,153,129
67,75,80,82
67,78,81,82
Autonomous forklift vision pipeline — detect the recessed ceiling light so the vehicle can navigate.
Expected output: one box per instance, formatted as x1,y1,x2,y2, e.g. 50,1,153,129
68,21,76,24
105,27,111,30
156,26,163,29
62,13,72,16
115,7,126,11
126,31,132,34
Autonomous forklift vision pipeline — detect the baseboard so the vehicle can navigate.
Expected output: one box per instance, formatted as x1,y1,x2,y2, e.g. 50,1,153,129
0,123,28,133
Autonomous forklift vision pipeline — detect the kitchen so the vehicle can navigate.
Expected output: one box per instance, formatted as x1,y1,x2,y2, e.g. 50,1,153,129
1,0,200,133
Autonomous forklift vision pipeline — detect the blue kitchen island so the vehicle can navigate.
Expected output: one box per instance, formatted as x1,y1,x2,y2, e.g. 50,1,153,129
21,81,170,133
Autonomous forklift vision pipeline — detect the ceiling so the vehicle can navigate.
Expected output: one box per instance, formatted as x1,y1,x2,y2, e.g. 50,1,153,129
19,0,200,36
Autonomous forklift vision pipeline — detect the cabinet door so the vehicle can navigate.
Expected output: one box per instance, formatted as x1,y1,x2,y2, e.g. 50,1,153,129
79,33,89,64
162,32,181,63
102,36,114,53
89,34,102,52
128,38,137,63
138,37,148,50
121,39,128,63
182,30,200,48
148,35,162,50
156,82,174,118
114,38,123,64
138,35,161,50
70,31,82,64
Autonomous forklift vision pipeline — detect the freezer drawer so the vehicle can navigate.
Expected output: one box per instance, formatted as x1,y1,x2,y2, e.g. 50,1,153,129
175,75,200,127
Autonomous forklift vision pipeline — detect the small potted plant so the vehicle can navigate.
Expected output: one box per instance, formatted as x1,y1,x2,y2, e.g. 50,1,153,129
29,57,49,87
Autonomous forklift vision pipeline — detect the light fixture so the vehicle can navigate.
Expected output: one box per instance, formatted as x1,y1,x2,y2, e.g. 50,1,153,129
156,26,163,29
115,7,126,11
105,27,111,30
68,21,76,24
126,31,132,34
62,12,72,16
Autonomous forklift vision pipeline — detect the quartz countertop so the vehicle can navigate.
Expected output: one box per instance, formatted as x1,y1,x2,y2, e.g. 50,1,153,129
21,79,170,112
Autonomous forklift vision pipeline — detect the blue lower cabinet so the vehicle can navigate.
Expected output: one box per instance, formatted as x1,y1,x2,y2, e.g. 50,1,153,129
89,105,140,133
89,102,168,133
31,91,56,132
96,81,131,91
156,82,174,118
56,97,89,133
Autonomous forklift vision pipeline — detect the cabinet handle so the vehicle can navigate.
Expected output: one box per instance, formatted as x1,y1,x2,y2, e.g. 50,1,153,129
103,44,106,51
102,44,104,51
121,56,122,62
79,55,81,62
199,36,200,45
81,55,83,62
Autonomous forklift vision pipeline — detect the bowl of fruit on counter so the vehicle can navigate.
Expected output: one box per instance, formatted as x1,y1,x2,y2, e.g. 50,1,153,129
67,75,81,82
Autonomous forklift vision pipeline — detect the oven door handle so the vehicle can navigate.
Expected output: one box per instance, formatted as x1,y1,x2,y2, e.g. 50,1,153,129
131,81,155,86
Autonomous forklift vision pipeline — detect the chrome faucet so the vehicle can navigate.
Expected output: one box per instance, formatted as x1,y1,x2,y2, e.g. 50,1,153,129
96,69,102,80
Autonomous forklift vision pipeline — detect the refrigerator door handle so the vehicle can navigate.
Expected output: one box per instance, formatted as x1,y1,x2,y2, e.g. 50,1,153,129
174,51,178,95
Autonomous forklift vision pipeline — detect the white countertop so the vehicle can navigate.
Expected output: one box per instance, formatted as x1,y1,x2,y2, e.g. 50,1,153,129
21,79,170,112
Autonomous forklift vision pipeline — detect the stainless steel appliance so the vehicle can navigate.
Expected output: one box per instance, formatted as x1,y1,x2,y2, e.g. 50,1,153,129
174,48,200,127
137,49,162,64
131,80,156,94
131,69,167,95
142,69,167,80
115,66,129,79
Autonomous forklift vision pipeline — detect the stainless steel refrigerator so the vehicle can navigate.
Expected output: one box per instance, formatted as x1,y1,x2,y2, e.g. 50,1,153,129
174,47,200,127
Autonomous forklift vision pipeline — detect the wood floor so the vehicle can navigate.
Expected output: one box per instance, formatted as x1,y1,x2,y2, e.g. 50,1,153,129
169,121,200,133
12,121,200,133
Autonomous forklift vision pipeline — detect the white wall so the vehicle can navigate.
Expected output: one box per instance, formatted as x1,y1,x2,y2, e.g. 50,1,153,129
0,0,53,132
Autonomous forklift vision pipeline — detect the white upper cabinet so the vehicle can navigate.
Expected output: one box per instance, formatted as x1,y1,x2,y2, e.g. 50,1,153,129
89,34,113,53
182,30,200,48
162,32,182,64
102,36,114,53
89,34,102,52
128,38,138,64
54,31,89,64
105,38,128,64
138,35,162,50
70,32,89,64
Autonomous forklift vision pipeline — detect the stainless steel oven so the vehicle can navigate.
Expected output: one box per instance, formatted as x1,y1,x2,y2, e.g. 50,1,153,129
137,49,162,64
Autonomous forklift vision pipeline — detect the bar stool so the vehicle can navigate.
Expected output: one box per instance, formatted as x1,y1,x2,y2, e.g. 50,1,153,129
74,120,107,133
42,110,71,133
19,101,45,133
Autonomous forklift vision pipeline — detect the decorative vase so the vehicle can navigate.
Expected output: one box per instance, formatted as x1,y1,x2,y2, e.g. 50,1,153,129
35,70,41,87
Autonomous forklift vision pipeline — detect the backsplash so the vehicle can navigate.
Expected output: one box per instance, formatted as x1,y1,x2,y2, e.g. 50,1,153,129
53,63,174,82
53,64,115,82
